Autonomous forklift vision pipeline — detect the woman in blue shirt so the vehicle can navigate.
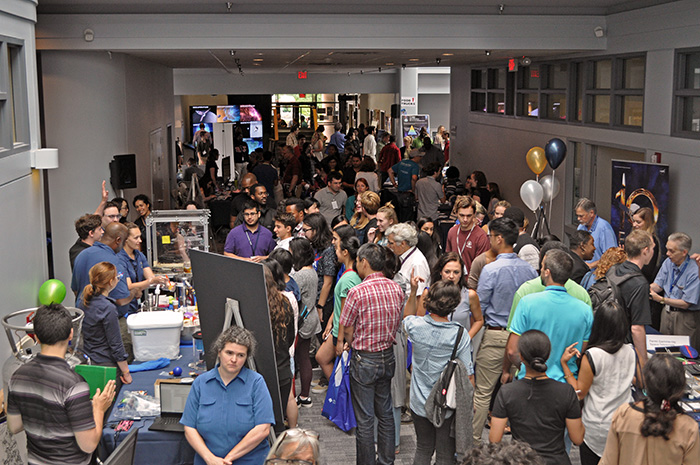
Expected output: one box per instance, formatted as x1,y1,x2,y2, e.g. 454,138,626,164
78,261,132,385
181,326,274,465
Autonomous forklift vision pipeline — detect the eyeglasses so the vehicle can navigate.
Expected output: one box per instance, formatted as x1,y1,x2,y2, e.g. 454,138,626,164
105,214,121,219
265,429,319,465
302,227,313,233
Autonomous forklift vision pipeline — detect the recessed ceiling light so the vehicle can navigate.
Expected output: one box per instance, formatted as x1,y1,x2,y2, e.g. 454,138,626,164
253,58,263,62
386,62,394,66
254,63,261,66
256,53,264,56
409,58,419,62
442,53,454,56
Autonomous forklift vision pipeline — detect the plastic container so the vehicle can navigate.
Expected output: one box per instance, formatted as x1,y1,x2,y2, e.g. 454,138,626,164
127,311,183,361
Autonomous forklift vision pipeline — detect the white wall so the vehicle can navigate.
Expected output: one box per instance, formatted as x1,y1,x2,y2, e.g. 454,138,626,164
0,1,48,370
450,0,700,241
41,51,174,305
418,94,451,133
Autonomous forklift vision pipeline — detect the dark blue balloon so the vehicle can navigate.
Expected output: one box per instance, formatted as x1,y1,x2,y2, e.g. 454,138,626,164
545,138,567,170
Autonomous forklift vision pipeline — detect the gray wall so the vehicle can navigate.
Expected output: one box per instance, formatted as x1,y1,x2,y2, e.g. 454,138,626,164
41,51,174,305
418,94,451,134
0,2,49,371
450,0,700,243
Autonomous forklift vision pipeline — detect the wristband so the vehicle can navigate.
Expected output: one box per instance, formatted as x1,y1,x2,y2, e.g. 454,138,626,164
661,297,665,305
316,304,324,309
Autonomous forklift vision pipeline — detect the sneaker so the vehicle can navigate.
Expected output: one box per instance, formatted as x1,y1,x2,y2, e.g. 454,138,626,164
401,412,413,423
311,383,328,394
296,395,313,408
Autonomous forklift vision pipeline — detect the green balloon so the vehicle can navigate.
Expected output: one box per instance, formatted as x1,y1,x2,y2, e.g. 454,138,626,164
38,279,67,306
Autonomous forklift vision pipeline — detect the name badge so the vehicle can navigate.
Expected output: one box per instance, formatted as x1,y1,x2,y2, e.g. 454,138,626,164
331,200,339,209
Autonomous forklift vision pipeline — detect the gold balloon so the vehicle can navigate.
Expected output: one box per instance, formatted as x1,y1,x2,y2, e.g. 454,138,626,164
526,147,547,175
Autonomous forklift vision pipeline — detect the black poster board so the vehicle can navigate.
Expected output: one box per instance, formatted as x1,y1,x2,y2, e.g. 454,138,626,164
189,250,283,428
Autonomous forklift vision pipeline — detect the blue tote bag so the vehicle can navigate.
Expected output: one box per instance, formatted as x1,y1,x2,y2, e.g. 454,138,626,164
322,350,357,432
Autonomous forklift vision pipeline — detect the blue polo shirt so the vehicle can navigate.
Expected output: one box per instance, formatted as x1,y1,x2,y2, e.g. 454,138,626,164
223,224,275,258
654,256,700,310
477,253,537,328
118,249,150,316
180,366,275,465
578,215,617,264
71,242,130,305
510,286,593,382
391,159,420,192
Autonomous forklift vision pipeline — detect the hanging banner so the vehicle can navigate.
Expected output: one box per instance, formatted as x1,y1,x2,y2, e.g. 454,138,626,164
401,114,430,139
611,160,669,246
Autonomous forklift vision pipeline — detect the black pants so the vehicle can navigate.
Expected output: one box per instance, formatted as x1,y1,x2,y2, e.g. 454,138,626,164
579,441,601,465
411,410,455,465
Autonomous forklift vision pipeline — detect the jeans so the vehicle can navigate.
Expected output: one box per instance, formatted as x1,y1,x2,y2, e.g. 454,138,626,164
411,410,455,465
350,349,396,465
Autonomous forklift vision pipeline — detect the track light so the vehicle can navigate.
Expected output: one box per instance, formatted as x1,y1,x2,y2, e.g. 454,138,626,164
485,50,491,56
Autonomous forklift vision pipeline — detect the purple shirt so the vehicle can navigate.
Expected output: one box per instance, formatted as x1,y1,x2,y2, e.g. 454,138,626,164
224,224,275,258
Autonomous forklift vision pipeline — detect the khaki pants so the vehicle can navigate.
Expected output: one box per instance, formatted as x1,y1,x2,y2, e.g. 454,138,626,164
472,328,510,443
660,306,700,349
119,317,134,363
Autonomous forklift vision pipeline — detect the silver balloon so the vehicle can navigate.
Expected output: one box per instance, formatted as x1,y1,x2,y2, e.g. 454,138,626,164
520,180,544,212
539,175,561,202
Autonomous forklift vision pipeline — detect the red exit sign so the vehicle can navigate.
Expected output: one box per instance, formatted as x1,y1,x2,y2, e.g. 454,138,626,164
508,58,517,72
298,71,307,79
531,69,540,78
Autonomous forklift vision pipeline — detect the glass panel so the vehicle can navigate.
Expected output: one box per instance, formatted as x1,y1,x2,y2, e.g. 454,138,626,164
520,66,540,90
488,93,505,114
545,94,567,120
622,96,643,126
488,68,506,89
519,93,539,117
571,142,583,224
498,68,506,89
593,95,610,123
471,92,486,112
575,63,584,122
682,96,700,132
685,53,700,90
624,57,645,89
8,47,16,144
548,63,568,89
471,69,485,89
594,60,612,89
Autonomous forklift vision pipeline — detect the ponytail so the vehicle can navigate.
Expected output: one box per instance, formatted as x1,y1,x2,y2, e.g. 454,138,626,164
83,261,117,308
640,354,686,439
529,356,548,373
81,284,98,307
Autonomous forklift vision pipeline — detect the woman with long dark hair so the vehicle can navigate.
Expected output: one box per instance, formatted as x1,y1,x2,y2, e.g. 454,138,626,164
288,238,320,408
600,354,700,464
490,330,584,465
560,301,635,465
417,217,442,258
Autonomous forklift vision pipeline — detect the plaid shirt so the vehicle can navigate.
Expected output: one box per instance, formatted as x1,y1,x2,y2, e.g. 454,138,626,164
340,272,404,352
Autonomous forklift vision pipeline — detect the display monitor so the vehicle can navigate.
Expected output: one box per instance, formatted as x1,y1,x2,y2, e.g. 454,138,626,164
191,122,213,140
216,105,240,123
104,428,138,465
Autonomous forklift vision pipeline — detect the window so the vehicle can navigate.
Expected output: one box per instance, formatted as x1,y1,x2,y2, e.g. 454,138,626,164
0,37,28,155
673,48,700,138
516,66,540,117
584,55,644,129
471,67,512,115
541,63,568,120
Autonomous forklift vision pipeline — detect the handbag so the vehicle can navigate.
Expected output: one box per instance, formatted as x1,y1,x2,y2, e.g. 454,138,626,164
322,351,357,432
434,326,464,410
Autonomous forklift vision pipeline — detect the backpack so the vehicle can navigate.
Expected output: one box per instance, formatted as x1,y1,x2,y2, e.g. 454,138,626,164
588,264,643,313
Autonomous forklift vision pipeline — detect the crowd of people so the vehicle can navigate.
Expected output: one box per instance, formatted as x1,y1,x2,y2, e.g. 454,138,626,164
6,124,700,465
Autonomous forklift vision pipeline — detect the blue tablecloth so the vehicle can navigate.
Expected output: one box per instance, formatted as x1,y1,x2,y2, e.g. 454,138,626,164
100,347,202,465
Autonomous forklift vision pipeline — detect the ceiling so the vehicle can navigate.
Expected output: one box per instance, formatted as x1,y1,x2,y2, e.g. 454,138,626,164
37,0,679,16
36,0,681,73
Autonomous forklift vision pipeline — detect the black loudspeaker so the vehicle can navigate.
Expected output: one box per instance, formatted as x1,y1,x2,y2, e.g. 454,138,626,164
391,104,399,118
110,154,137,190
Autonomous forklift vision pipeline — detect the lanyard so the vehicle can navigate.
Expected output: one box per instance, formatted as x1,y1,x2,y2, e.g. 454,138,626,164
671,259,690,294
245,228,261,256
400,247,417,266
456,225,476,257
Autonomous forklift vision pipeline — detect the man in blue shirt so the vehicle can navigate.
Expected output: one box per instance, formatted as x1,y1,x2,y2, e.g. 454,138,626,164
388,150,422,192
576,198,617,268
506,248,593,383
224,200,275,262
328,122,345,154
651,232,700,348
71,222,135,307
472,218,537,443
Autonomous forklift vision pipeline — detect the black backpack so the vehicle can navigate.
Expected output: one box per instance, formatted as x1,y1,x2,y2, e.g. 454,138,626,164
588,264,643,313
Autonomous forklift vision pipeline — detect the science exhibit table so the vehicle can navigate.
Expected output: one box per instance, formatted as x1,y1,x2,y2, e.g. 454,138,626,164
100,348,201,465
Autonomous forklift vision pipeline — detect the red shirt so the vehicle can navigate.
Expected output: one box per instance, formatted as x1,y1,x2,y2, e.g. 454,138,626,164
339,272,404,352
282,155,302,184
378,143,401,173
445,223,490,274
444,140,450,162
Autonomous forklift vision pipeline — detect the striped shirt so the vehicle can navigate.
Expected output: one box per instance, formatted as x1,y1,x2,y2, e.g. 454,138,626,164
340,272,404,352
8,354,95,465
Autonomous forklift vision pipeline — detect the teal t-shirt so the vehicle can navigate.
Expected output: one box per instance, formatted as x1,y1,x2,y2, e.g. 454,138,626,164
510,286,593,383
507,277,591,330
391,160,420,192
333,270,362,338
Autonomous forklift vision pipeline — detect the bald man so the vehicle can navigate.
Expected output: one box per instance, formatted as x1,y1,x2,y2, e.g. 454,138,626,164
71,222,137,308
230,172,259,228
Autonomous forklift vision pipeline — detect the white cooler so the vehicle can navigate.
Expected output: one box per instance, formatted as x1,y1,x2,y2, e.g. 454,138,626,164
127,311,183,361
